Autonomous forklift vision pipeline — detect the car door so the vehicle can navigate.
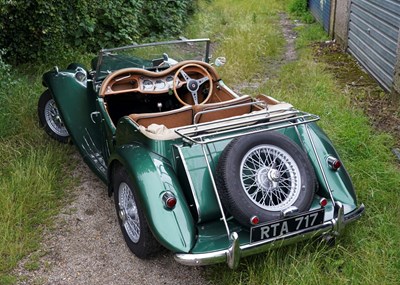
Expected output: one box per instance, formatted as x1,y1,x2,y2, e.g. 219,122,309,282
94,97,116,165
44,70,108,182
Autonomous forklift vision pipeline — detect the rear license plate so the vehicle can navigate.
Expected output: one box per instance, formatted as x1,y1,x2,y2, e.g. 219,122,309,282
250,208,325,243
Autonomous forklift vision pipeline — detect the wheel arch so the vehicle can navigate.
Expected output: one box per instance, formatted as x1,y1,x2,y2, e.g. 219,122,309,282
296,123,358,207
108,144,196,253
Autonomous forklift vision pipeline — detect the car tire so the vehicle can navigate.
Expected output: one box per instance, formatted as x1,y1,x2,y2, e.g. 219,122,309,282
216,132,316,227
38,90,70,143
113,166,161,258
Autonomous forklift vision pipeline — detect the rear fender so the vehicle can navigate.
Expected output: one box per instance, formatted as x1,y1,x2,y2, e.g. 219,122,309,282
296,123,357,208
109,144,195,253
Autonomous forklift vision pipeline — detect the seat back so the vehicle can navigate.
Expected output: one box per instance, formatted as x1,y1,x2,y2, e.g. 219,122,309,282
193,95,252,124
129,106,193,128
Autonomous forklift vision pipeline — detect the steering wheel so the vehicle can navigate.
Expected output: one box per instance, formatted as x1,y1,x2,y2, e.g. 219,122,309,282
173,63,213,105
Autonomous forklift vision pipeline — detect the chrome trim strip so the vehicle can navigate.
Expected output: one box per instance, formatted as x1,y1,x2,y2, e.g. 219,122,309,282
174,203,365,268
175,110,319,145
176,146,202,223
304,124,336,204
201,143,231,238
227,232,240,269
101,38,211,53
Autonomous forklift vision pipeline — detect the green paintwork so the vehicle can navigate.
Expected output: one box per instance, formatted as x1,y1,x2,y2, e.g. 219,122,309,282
43,69,108,182
191,195,334,253
41,42,360,256
109,144,195,252
296,123,357,208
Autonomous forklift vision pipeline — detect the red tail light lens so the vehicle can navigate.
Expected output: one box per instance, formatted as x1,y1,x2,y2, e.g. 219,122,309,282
327,156,341,171
250,216,259,225
320,198,328,207
162,192,177,209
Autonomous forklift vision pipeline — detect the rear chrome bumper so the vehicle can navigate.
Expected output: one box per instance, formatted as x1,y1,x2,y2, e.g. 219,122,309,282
174,202,365,269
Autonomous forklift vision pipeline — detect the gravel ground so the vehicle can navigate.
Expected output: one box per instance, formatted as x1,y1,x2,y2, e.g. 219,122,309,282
14,153,209,285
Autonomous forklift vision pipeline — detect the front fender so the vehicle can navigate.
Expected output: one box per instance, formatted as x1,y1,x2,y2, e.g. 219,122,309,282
109,144,195,253
42,68,108,181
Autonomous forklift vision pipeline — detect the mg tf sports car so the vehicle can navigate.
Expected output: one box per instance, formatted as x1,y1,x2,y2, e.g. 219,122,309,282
38,38,364,269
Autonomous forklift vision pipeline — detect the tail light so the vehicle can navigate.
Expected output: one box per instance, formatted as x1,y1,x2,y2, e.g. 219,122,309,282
320,198,328,207
162,192,177,210
327,156,341,171
250,216,260,225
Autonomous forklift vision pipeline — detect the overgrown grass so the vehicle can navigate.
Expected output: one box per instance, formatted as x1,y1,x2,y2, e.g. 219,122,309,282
186,0,285,85
0,62,77,283
187,0,400,284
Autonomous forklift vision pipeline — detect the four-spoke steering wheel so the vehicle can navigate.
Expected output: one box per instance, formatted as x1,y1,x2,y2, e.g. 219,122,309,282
173,63,213,105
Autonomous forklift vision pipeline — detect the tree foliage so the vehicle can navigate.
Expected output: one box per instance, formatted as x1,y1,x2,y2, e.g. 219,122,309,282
0,0,196,64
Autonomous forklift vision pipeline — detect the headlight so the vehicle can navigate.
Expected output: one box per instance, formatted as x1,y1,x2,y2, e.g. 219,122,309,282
75,67,87,82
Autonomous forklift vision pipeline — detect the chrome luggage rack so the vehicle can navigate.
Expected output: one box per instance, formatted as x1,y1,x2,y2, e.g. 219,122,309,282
174,103,322,269
174,104,320,145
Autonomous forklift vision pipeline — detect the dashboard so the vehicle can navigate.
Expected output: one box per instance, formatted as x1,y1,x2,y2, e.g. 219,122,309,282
104,73,178,95
99,61,218,97
141,75,174,92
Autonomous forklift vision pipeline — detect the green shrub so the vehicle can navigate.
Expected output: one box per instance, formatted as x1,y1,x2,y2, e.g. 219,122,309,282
0,0,196,64
288,0,308,15
288,0,315,23
139,0,196,40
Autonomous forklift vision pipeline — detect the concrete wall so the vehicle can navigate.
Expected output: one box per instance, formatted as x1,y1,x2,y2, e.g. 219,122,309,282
333,0,352,48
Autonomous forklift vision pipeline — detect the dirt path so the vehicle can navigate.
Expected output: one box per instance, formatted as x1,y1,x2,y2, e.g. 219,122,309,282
14,153,208,285
235,13,298,94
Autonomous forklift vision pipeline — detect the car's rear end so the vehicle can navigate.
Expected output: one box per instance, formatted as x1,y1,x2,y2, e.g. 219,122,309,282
168,106,364,268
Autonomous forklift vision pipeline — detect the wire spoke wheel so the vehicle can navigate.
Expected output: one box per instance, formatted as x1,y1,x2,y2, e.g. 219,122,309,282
113,167,161,258
240,145,301,211
118,182,140,243
38,90,69,143
216,132,316,227
44,98,69,137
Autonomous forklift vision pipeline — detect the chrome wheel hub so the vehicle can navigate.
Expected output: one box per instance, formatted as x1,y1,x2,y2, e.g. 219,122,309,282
44,99,69,137
240,144,301,211
118,182,140,243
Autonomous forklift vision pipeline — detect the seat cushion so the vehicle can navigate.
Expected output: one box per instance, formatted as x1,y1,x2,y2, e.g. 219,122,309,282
193,95,252,123
129,106,193,128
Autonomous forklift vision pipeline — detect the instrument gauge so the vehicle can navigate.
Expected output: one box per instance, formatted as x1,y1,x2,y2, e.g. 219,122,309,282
166,75,174,87
155,79,166,90
142,79,154,91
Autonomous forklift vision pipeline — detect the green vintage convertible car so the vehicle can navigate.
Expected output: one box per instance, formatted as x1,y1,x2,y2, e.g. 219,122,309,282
38,38,364,269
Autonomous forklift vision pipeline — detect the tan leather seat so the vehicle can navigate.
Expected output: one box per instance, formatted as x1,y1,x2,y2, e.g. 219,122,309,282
193,95,252,124
129,106,193,128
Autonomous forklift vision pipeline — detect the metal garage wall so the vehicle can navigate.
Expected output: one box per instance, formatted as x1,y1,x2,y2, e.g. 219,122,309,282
348,0,400,91
309,0,331,33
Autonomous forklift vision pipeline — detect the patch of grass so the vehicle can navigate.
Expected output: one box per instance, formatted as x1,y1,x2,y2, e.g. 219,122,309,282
0,63,77,279
186,0,285,85
0,275,17,285
23,251,47,272
295,23,329,50
288,0,315,23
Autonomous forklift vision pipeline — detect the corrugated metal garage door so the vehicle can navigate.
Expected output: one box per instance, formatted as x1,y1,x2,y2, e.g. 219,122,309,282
309,0,331,33
348,0,400,91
